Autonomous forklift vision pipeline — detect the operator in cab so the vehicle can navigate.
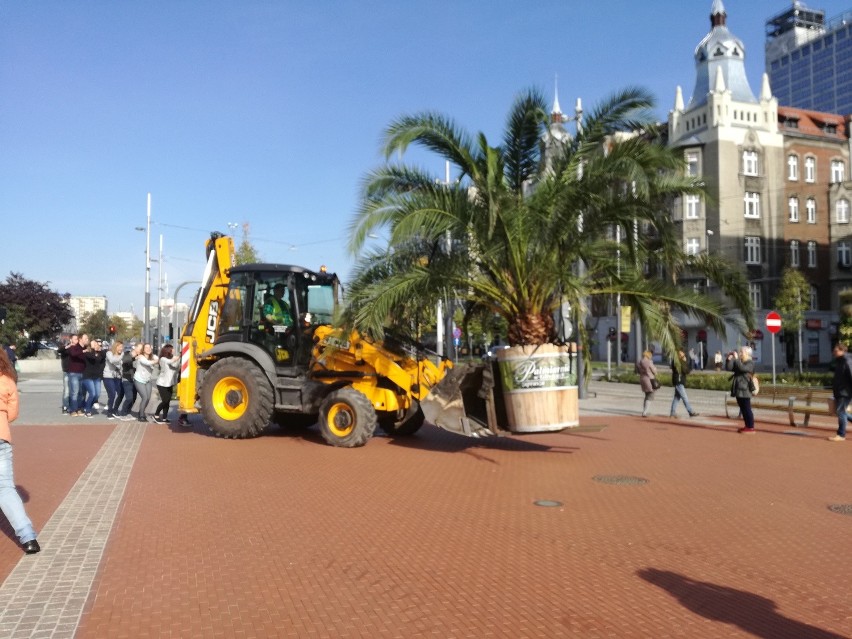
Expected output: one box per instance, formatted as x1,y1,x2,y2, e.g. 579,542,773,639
263,283,293,329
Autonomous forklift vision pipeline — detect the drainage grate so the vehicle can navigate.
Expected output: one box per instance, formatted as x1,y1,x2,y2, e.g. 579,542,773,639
533,500,563,507
828,504,852,516
592,475,649,485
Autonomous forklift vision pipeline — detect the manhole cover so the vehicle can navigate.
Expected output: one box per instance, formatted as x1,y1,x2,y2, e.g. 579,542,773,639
592,475,649,485
828,504,852,516
533,500,563,507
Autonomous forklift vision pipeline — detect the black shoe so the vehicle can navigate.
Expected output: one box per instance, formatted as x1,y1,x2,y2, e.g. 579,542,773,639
689,412,700,417
22,540,40,554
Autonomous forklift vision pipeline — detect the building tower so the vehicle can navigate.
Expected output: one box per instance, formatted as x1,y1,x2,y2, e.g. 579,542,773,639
766,2,852,115
668,0,785,348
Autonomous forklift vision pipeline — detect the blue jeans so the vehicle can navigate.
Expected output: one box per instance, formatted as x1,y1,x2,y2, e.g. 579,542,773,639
0,441,36,544
82,378,101,414
62,371,70,411
670,384,695,416
118,379,136,416
68,372,83,413
835,395,850,437
103,378,123,416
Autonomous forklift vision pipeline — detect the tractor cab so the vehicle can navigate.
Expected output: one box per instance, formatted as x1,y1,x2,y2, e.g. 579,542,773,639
215,264,340,369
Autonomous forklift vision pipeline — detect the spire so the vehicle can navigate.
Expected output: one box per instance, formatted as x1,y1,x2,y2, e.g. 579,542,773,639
552,75,562,117
714,66,727,92
711,0,726,27
674,85,684,111
760,72,772,101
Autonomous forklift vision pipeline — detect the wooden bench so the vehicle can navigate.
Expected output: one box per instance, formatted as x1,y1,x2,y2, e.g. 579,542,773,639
724,385,835,428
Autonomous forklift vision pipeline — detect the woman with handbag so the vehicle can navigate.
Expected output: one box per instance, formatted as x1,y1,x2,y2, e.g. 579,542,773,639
726,345,756,433
637,349,658,418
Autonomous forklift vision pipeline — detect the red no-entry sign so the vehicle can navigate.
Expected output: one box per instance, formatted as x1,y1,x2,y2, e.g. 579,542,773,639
766,311,782,334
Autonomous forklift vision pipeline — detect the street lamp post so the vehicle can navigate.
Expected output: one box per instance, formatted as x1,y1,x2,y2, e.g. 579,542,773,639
135,193,152,344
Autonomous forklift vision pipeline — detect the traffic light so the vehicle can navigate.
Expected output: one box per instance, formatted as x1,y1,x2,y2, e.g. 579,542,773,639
109,325,116,335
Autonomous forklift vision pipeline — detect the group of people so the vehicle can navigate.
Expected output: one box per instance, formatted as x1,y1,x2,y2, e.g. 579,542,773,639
636,342,852,440
59,334,181,423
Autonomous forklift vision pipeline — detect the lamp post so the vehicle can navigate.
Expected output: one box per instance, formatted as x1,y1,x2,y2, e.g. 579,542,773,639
134,193,152,344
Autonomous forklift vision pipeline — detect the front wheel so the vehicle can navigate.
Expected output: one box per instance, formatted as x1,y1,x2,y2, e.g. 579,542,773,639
318,387,377,447
378,403,425,437
200,357,274,438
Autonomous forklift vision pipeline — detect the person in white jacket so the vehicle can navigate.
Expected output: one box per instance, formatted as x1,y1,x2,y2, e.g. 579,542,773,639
153,344,180,423
132,343,159,422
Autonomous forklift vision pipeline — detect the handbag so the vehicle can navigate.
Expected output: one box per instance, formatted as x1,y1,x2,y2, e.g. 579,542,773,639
651,378,661,390
747,374,760,396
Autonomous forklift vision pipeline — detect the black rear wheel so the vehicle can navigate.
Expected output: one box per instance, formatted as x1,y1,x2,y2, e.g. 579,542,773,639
200,357,273,438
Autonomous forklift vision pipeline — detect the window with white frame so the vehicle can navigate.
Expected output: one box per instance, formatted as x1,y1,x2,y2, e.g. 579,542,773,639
789,196,800,222
790,240,800,267
831,160,845,183
806,198,817,223
839,241,851,267
686,152,699,177
743,150,758,176
748,283,762,310
807,240,817,267
788,154,799,180
837,199,850,223
686,237,700,255
745,236,761,264
744,192,760,218
805,156,816,182
686,194,700,219
809,285,818,310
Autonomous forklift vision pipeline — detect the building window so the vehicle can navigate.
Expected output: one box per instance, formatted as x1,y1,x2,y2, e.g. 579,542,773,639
806,198,817,224
832,160,846,183
686,237,700,255
686,152,699,177
809,285,818,311
743,150,758,176
748,283,762,310
788,154,799,181
805,156,816,183
790,240,800,268
686,195,700,219
839,241,851,267
789,196,799,222
807,240,817,268
745,236,761,264
744,192,761,218
837,199,850,224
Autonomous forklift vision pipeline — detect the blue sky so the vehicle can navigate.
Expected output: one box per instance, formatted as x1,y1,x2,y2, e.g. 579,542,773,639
2,0,851,315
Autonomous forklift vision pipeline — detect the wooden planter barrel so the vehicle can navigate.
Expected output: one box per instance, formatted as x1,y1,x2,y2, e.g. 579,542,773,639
495,343,579,433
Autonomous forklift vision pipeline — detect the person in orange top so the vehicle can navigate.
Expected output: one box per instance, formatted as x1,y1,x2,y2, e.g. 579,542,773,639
0,349,40,554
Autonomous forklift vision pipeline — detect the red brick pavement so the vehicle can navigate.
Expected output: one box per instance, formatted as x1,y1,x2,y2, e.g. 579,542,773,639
56,414,851,639
0,424,113,579
2,410,849,638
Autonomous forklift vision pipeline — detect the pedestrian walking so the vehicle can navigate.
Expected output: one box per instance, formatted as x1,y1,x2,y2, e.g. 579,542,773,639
66,334,89,416
153,344,179,423
103,341,124,419
726,345,755,433
0,348,40,554
58,335,78,414
670,349,699,418
828,342,852,442
132,343,158,422
117,343,142,421
637,349,658,418
81,339,106,417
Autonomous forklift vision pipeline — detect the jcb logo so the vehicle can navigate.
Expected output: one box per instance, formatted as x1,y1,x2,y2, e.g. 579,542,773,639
206,301,219,343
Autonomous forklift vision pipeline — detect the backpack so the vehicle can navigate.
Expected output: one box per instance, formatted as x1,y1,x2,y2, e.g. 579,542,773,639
748,373,760,396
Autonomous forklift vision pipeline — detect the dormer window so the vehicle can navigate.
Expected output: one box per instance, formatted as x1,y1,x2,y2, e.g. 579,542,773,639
732,47,741,56
825,123,838,135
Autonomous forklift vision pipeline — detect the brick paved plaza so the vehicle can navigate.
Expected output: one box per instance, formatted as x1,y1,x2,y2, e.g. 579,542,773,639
0,378,849,638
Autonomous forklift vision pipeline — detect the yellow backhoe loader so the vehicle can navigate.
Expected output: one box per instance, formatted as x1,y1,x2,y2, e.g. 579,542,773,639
176,233,499,447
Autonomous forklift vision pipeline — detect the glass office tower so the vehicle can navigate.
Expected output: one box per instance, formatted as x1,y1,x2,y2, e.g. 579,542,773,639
766,3,852,114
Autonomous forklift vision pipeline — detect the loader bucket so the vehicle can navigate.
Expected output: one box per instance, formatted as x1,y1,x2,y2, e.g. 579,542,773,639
421,361,505,437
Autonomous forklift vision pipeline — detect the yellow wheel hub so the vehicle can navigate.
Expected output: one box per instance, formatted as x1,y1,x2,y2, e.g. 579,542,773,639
327,402,355,437
212,376,248,421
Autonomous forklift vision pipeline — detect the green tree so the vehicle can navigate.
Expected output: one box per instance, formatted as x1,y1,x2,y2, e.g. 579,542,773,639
345,87,752,363
235,222,261,265
773,267,810,371
0,272,73,344
78,310,111,340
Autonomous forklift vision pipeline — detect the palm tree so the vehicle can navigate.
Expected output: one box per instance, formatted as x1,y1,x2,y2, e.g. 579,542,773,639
345,87,753,363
